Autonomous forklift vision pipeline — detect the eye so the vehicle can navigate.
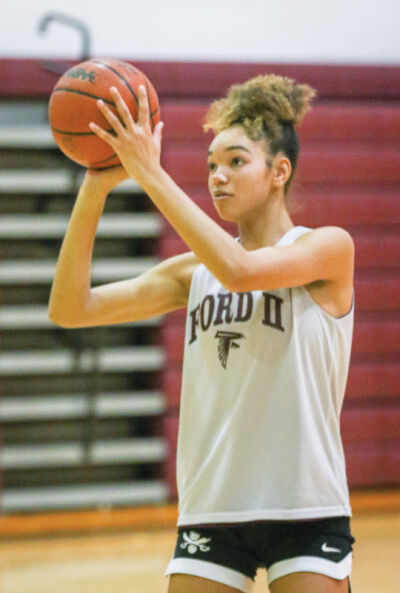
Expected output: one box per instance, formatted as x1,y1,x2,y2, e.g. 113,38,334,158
207,162,217,172
231,156,244,167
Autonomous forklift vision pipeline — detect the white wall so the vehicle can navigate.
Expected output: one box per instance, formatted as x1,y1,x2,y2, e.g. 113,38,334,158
3,0,400,64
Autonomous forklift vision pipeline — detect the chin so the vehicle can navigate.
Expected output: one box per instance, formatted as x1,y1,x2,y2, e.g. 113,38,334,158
213,203,240,223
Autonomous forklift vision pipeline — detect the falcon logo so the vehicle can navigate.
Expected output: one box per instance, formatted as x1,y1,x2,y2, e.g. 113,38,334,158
215,330,245,369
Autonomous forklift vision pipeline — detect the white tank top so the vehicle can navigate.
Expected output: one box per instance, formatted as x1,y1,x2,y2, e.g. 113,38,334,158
176,226,354,526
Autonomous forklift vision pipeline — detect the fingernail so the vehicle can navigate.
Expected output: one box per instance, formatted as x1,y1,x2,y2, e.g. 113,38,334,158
97,99,104,106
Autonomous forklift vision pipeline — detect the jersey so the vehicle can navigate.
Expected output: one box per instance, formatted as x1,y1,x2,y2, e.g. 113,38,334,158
176,226,354,526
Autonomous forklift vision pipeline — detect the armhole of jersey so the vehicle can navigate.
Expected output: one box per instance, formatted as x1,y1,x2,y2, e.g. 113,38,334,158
187,262,205,303
291,228,354,322
289,226,313,245
300,285,355,322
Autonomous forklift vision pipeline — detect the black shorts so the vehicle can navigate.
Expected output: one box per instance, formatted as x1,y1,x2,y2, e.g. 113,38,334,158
165,516,355,592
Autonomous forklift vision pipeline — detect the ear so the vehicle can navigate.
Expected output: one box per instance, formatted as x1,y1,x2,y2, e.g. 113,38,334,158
272,155,291,189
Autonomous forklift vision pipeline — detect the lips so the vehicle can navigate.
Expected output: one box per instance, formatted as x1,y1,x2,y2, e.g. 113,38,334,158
213,192,232,200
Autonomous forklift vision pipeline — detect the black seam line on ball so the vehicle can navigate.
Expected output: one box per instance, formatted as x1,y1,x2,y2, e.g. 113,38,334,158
51,127,114,136
143,76,154,127
90,60,140,106
91,59,140,75
53,88,115,106
150,105,160,118
89,152,118,166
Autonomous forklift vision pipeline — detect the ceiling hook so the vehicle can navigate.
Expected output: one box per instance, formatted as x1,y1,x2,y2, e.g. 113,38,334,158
38,11,91,74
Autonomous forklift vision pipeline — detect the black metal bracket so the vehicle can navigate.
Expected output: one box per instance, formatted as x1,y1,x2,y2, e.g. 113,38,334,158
38,11,92,75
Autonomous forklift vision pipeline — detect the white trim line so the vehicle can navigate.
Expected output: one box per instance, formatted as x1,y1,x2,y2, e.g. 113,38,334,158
165,558,254,593
267,552,353,586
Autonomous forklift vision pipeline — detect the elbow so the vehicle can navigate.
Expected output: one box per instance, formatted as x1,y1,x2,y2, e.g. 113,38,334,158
48,289,93,328
226,275,249,294
48,304,85,328
48,309,77,328
48,302,62,327
224,274,241,293
222,257,250,293
210,245,253,293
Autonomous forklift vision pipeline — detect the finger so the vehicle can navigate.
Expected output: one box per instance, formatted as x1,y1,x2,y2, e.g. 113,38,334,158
109,86,135,130
96,99,125,136
153,121,164,150
89,121,116,147
137,85,151,128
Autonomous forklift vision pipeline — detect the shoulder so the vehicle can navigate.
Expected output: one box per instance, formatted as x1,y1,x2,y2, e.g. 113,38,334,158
296,226,354,250
296,226,354,263
160,250,200,269
148,250,200,306
169,251,201,302
295,226,354,288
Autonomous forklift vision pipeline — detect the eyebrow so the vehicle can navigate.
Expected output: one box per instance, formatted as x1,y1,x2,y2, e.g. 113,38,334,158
208,145,252,156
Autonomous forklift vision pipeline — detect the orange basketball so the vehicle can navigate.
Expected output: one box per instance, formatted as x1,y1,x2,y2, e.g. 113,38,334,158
48,58,160,169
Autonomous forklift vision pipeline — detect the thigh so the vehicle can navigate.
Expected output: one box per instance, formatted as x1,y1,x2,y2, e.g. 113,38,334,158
270,572,350,593
168,574,244,593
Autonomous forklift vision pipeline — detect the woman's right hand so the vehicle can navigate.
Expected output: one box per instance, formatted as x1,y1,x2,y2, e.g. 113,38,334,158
83,164,130,194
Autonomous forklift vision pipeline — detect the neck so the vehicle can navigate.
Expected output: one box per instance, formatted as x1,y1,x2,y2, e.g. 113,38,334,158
237,193,294,250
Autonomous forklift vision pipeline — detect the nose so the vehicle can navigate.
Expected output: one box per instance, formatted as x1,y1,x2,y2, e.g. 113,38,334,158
210,168,228,186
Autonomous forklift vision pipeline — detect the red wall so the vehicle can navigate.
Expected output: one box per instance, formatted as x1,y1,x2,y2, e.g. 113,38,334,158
3,58,399,496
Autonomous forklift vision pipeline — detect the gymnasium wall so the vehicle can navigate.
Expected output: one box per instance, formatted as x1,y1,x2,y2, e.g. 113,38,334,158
3,59,398,501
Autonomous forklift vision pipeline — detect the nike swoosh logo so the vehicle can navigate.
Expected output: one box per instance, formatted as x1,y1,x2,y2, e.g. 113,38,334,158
322,542,342,553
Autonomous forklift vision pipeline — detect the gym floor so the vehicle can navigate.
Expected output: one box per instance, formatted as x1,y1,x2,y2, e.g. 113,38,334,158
1,511,399,593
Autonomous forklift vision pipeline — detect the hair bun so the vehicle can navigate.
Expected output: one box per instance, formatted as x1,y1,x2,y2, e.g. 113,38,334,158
204,74,316,134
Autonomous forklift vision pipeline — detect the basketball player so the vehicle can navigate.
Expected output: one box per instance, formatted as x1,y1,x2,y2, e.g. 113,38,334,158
49,75,355,593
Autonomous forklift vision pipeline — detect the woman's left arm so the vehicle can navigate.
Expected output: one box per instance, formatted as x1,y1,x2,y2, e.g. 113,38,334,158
90,86,353,292
235,227,355,292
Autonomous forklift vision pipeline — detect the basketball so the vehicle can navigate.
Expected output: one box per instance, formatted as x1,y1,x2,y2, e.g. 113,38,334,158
48,58,160,169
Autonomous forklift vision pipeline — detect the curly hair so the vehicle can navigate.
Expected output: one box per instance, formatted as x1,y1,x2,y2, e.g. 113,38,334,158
203,74,317,193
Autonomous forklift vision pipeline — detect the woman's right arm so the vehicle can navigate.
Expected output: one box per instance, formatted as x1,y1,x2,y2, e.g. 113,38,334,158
48,169,199,328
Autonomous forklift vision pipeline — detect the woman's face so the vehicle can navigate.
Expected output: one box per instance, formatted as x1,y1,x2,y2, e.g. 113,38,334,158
207,126,274,222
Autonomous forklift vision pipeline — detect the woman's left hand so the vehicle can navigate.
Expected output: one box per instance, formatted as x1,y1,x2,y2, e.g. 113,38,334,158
89,85,164,187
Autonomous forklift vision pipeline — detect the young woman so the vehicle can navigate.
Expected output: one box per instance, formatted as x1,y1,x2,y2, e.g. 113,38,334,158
49,75,355,593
